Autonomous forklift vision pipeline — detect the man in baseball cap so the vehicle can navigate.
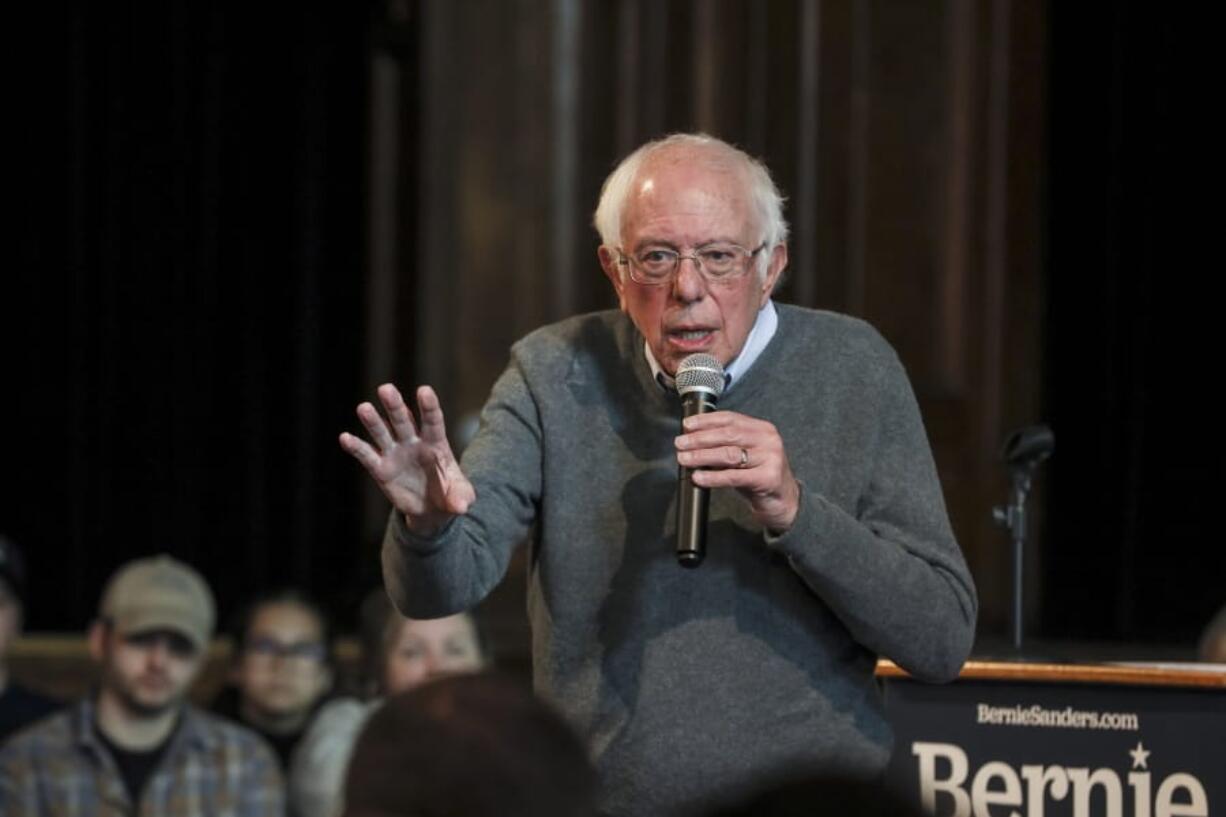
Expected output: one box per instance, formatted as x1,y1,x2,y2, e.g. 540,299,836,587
0,554,285,815
98,554,216,657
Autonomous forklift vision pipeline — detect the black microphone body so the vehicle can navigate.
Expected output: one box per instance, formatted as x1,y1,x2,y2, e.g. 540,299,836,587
675,353,726,568
676,390,717,567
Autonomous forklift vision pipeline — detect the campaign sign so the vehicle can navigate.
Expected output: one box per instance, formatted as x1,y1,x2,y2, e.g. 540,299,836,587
882,676,1224,817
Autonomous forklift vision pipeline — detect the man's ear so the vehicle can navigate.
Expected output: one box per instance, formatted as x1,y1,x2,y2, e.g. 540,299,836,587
88,620,109,662
598,246,627,311
759,243,788,307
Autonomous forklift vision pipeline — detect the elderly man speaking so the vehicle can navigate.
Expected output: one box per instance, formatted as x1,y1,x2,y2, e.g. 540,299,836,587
340,133,977,816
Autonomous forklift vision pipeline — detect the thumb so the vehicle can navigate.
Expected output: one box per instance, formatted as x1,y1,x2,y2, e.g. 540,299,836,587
445,479,476,514
431,450,475,513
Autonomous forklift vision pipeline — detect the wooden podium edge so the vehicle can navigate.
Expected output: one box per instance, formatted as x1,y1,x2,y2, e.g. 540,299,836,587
876,658,1226,689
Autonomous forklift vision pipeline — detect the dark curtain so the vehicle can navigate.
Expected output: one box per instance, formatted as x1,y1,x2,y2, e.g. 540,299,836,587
5,4,381,631
1041,5,1220,645
5,2,1220,650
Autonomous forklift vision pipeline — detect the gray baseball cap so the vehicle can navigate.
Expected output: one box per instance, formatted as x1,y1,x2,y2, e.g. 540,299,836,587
99,555,216,652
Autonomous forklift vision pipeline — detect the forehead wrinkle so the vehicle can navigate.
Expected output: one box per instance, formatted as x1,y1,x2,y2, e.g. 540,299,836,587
623,154,756,250
625,189,753,250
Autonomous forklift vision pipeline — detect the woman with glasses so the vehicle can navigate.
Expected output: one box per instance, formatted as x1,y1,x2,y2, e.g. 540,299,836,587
211,589,335,770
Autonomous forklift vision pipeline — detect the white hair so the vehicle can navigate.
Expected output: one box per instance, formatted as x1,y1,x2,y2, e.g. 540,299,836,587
592,133,789,280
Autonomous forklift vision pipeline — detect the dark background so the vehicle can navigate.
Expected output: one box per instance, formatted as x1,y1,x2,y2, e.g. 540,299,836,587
1041,3,1213,645
4,2,1219,657
6,5,380,631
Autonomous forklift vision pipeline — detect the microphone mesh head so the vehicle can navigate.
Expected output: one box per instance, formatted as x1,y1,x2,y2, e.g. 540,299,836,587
675,353,726,399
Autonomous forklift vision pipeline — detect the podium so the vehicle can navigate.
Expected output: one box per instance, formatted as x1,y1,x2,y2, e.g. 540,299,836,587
877,660,1225,817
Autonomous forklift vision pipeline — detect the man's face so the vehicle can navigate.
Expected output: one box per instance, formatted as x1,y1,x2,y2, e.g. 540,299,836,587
599,153,786,376
382,614,484,695
93,623,202,717
234,601,331,721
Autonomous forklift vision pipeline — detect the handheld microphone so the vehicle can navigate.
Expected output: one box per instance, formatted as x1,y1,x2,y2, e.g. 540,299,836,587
675,353,726,568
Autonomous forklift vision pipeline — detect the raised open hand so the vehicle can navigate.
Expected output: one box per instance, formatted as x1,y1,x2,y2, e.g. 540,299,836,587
339,384,475,536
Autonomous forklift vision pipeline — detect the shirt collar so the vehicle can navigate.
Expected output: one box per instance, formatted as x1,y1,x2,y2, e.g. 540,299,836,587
645,299,778,393
74,695,215,755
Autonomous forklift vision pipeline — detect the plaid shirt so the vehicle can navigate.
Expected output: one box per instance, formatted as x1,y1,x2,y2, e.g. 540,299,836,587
0,697,284,816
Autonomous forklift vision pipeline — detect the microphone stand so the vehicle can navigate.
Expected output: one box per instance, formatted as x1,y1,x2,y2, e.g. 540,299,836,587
991,424,1053,656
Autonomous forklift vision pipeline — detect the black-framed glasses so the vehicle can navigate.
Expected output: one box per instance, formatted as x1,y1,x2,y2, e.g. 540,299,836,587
617,242,767,286
245,637,327,663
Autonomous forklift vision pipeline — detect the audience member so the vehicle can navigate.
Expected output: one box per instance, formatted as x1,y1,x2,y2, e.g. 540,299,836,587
0,554,283,815
0,535,60,743
342,672,596,817
212,588,335,769
290,590,487,817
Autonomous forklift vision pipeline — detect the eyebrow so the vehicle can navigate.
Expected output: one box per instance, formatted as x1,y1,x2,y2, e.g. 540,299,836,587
123,631,198,655
631,236,744,251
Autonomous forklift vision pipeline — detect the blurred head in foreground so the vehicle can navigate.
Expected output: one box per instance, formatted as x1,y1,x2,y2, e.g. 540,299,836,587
343,672,596,817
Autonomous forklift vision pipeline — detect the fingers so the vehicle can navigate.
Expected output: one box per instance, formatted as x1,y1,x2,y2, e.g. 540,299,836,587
378,383,420,442
680,411,737,431
676,426,746,452
341,383,477,530
675,410,770,457
338,431,383,472
415,385,451,446
682,438,786,501
674,410,786,490
690,463,766,489
356,402,397,451
677,444,750,470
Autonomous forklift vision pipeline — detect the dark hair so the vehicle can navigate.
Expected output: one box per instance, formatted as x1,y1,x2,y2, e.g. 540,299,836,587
344,672,597,817
230,587,335,666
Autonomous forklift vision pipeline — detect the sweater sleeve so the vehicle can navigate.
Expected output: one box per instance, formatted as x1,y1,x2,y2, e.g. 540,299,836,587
382,356,543,618
765,348,977,682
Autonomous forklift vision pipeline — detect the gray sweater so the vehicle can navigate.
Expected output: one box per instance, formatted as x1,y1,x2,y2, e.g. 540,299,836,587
384,304,977,816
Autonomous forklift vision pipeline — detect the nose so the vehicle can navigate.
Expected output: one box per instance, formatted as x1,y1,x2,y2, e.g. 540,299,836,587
145,640,172,669
671,255,707,303
421,651,446,680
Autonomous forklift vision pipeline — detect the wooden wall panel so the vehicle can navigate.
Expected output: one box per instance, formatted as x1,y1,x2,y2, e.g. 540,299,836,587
369,0,1046,657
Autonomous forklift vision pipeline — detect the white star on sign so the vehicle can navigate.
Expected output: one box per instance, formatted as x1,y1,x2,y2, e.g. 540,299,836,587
1129,741,1150,769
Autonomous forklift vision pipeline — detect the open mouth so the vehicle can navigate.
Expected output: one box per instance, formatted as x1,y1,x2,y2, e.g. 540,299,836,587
667,328,716,348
